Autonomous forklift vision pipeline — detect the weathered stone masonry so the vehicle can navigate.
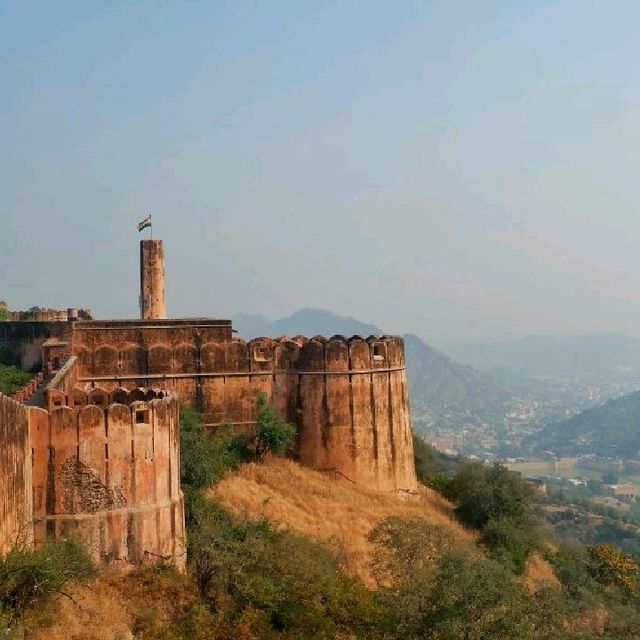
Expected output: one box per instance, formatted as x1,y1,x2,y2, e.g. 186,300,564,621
0,382,185,570
69,322,417,493
0,394,32,555
32,387,185,569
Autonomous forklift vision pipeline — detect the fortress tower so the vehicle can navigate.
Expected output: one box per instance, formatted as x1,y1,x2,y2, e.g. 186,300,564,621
140,239,166,320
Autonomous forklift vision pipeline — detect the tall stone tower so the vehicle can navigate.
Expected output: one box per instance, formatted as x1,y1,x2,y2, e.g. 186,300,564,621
140,239,167,319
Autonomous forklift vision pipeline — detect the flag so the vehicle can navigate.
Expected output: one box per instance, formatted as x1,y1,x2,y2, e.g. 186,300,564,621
137,215,152,232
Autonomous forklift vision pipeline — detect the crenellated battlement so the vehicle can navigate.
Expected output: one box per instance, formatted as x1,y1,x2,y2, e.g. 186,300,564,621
72,334,407,380
44,385,172,413
70,328,416,494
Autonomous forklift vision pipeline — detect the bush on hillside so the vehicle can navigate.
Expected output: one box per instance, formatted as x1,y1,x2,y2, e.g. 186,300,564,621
588,543,639,596
444,461,543,573
179,408,242,491
369,517,565,640
446,462,533,529
480,516,542,574
179,408,245,522
412,435,450,491
188,498,381,638
367,517,455,586
0,539,93,630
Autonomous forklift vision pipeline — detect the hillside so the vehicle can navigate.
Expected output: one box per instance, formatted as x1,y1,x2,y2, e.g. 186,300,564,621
210,457,475,585
531,390,640,457
23,456,565,639
445,333,640,384
403,333,513,430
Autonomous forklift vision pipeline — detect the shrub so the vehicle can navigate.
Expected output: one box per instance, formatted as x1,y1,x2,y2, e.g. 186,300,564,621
446,462,534,529
180,409,242,490
480,516,541,575
188,499,381,638
0,539,93,630
0,364,32,395
367,517,454,587
547,544,601,601
588,543,639,596
412,435,450,492
245,392,296,459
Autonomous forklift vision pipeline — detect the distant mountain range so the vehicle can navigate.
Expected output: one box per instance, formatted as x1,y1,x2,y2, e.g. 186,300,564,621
232,308,515,433
444,333,640,384
232,308,380,340
530,391,640,459
402,333,513,428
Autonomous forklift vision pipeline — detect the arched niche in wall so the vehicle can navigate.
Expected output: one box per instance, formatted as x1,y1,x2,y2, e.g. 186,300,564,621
200,342,224,372
88,387,109,408
120,344,147,376
172,343,198,374
147,344,172,375
93,345,118,377
109,387,129,405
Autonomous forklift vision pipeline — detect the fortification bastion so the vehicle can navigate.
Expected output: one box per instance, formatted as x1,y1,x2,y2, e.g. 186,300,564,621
0,235,417,568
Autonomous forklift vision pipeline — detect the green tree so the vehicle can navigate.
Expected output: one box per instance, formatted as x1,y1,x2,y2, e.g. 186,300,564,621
246,392,296,459
179,408,244,521
446,462,534,529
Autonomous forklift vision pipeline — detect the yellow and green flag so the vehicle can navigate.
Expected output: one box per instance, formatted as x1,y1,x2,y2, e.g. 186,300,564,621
137,215,152,232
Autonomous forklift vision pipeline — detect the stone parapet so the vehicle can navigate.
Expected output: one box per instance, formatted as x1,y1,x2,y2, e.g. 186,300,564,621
30,393,185,569
73,330,417,495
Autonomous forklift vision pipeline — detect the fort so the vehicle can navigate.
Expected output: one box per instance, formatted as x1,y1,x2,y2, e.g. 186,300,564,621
0,238,416,569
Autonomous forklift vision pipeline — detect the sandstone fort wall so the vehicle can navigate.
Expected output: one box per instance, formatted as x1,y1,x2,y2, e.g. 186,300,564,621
32,391,185,569
0,394,32,554
71,326,417,493
0,388,185,570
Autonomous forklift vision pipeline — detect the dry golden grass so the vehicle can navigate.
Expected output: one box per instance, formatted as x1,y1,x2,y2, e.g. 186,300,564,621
24,568,197,640
210,457,475,585
521,553,562,593
25,577,132,640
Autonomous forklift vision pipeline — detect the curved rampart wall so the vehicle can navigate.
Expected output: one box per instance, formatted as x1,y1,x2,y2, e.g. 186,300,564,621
293,336,416,493
30,393,185,569
72,330,416,494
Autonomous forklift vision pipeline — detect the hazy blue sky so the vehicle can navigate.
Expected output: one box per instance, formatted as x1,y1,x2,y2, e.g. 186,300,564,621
3,0,640,343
